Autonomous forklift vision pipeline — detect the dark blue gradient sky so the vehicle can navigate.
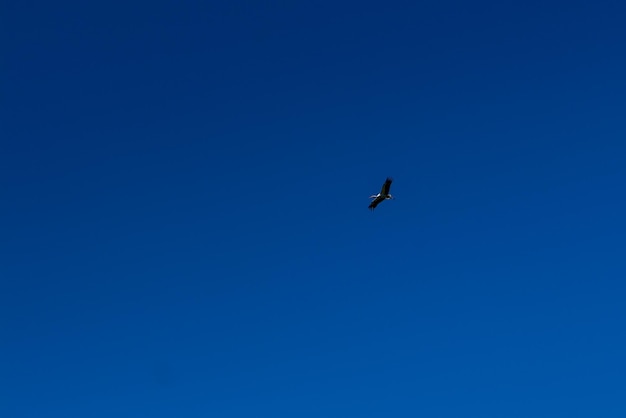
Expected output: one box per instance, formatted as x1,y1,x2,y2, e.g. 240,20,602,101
3,1,626,416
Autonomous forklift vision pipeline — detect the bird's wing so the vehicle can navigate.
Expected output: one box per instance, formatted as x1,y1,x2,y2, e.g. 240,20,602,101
381,177,393,195
368,195,384,210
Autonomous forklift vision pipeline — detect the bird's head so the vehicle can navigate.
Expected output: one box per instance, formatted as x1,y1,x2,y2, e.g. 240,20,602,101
386,194,394,200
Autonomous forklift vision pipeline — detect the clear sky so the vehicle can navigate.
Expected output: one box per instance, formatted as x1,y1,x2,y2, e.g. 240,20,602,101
2,1,626,416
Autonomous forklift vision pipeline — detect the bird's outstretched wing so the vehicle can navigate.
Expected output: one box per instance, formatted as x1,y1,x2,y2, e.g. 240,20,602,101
369,195,385,210
381,177,393,195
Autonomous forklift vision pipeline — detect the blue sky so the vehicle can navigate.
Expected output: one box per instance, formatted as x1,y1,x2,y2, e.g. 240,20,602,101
2,1,626,416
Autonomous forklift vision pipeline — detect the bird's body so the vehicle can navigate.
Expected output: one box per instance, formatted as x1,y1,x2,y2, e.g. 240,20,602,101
368,177,394,210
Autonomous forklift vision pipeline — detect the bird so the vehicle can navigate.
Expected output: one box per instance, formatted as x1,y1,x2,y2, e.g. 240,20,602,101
368,177,394,210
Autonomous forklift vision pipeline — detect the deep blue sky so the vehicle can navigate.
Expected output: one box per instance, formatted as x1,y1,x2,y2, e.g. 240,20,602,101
2,1,626,416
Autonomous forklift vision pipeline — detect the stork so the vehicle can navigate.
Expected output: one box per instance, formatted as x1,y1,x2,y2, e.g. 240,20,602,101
368,177,394,210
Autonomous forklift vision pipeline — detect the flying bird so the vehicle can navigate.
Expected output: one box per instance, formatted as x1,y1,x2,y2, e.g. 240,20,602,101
368,177,394,210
